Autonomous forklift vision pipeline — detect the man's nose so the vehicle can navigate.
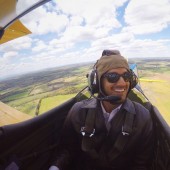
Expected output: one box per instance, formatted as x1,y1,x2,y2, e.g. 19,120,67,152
117,76,126,85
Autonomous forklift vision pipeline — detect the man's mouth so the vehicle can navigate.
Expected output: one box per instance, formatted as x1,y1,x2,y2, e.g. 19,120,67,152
114,88,125,92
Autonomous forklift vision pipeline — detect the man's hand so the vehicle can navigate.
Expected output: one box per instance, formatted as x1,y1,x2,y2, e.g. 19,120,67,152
49,165,60,170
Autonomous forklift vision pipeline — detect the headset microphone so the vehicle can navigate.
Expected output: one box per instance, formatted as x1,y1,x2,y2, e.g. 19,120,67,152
91,93,121,102
99,95,121,102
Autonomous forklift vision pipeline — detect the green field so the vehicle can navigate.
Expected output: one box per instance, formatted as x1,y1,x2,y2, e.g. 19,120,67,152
39,94,76,114
140,73,170,125
16,99,39,116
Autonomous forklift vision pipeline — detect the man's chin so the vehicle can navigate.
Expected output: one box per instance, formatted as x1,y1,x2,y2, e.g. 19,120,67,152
109,97,125,105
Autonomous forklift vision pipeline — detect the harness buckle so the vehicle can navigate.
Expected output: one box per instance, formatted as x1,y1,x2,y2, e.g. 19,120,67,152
122,126,130,136
80,127,95,137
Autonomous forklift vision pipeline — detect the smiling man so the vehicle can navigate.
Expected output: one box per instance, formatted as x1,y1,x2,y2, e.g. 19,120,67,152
96,51,132,113
49,50,154,170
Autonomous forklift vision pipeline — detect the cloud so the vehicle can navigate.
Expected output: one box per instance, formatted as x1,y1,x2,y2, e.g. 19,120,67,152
19,0,123,38
91,32,134,47
0,36,32,52
32,40,48,52
19,3,69,35
3,51,18,59
0,51,18,66
56,0,124,27
124,0,170,34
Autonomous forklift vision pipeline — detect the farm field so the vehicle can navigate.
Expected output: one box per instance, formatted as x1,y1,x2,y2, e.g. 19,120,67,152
139,73,170,125
39,94,76,114
0,58,170,125
135,59,170,125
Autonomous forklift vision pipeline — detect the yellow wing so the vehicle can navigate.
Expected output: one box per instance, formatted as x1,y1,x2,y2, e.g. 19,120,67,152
0,20,31,45
0,102,32,126
0,0,31,44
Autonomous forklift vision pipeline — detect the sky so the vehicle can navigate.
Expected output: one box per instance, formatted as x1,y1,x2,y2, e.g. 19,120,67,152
0,0,170,80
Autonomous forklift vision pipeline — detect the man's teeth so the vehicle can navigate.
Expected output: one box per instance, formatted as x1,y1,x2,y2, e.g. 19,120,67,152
115,89,125,92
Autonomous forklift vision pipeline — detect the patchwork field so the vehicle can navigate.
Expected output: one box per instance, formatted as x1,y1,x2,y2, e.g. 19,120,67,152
0,63,91,116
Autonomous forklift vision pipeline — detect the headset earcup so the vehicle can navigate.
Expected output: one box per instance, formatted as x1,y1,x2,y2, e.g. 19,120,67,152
130,70,138,89
87,69,99,94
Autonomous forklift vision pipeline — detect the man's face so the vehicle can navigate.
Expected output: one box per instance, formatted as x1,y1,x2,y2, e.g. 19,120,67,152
101,68,130,103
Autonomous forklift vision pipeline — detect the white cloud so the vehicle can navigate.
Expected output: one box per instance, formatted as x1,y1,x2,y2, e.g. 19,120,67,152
34,12,68,35
0,36,32,52
0,51,18,66
20,4,69,35
49,38,74,50
124,0,170,34
69,16,84,26
63,26,96,41
32,40,48,52
56,0,124,27
3,51,18,59
91,32,135,49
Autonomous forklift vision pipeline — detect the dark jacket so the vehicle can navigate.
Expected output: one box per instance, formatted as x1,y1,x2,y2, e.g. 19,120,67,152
53,98,154,170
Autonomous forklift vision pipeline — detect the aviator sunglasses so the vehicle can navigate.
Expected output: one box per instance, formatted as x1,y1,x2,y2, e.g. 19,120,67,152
103,72,131,83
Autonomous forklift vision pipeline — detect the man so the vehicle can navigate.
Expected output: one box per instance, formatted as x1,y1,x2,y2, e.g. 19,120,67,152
49,50,154,170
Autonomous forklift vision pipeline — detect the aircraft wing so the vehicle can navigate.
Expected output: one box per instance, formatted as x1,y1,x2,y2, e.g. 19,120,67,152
0,102,32,126
0,19,31,45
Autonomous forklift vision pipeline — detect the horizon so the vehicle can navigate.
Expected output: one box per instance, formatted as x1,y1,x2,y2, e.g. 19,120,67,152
0,57,169,82
0,0,170,79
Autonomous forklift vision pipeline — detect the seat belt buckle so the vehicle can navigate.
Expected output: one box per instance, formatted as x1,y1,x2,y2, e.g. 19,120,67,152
122,126,130,136
80,127,95,137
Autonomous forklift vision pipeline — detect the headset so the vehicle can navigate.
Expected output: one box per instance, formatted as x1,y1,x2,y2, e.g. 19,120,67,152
87,50,138,95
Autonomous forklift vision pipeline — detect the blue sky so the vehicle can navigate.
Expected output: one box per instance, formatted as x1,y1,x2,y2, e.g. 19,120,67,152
0,0,170,80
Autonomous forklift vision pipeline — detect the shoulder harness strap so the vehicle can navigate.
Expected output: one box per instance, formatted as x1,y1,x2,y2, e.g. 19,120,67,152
80,108,96,138
108,107,135,161
81,108,96,150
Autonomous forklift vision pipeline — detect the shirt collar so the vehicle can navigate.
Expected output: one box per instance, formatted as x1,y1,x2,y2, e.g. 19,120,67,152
100,102,122,114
